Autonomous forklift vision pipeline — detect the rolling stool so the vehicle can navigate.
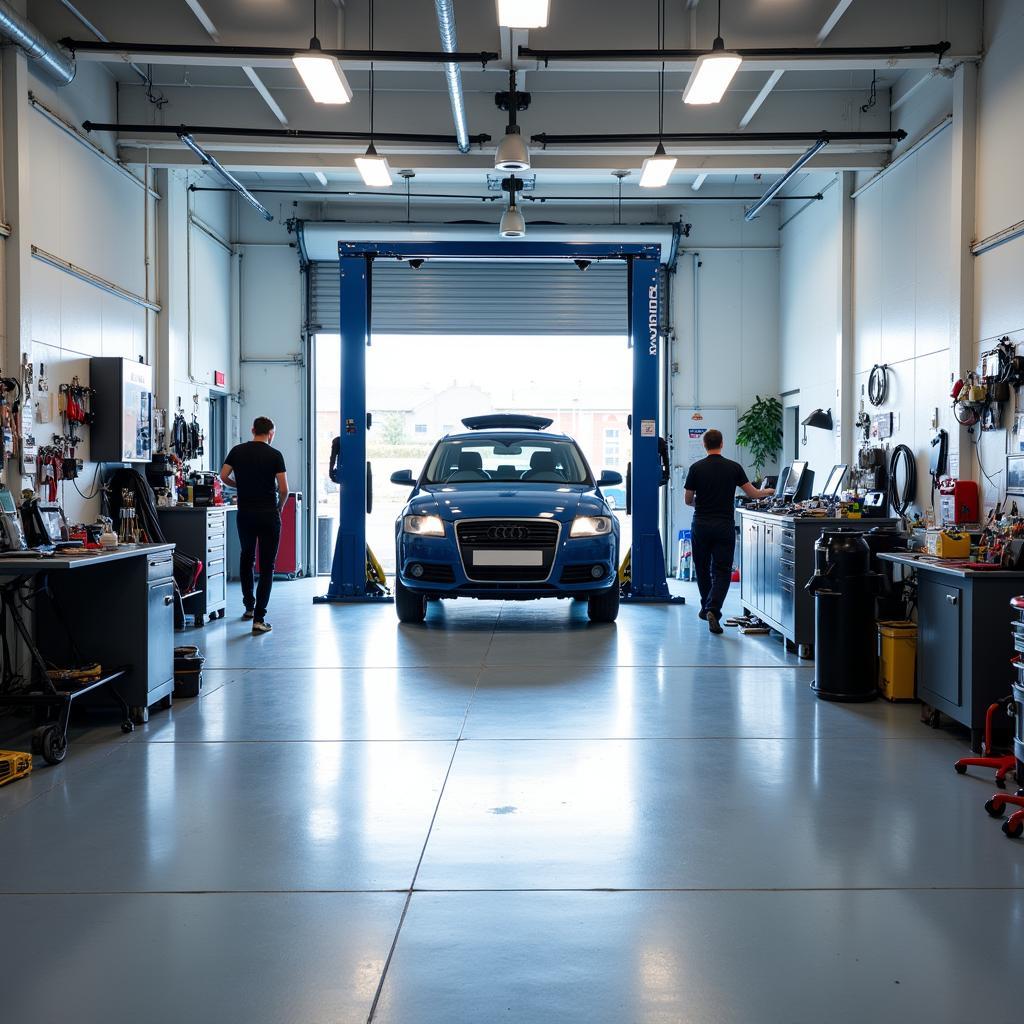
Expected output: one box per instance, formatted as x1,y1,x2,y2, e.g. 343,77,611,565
954,697,1017,788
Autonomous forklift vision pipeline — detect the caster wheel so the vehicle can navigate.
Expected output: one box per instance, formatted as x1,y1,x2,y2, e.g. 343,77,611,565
216,609,225,619
954,763,967,775
40,726,67,765
194,617,205,628
927,710,941,729
1001,819,1023,839
995,777,1006,789
121,721,135,734
130,706,149,726
985,798,1004,818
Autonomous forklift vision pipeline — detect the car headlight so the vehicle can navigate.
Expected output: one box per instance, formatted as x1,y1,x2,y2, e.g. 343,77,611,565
403,514,445,537
570,515,613,538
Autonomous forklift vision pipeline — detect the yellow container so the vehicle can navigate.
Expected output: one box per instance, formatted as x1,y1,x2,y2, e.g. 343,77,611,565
925,529,970,558
877,620,917,701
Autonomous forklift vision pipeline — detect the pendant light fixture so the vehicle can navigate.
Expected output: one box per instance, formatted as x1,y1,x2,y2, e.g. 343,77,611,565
293,0,353,104
495,31,530,171
355,0,392,187
499,176,526,237
682,0,742,105
639,0,676,189
497,0,550,29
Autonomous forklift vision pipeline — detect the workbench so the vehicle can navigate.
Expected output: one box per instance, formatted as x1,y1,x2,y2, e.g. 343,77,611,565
879,552,1024,750
0,544,176,761
737,509,898,657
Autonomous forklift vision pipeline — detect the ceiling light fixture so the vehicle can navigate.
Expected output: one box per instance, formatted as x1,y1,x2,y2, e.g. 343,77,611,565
682,0,741,105
640,0,676,189
500,175,526,237
313,170,328,186
356,0,393,187
495,31,530,170
498,0,550,29
293,0,353,104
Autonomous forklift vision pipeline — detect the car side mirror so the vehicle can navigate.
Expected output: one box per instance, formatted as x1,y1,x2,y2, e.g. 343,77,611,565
390,469,416,486
598,470,623,487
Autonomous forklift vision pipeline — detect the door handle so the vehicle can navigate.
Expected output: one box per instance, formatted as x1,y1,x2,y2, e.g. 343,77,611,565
945,594,958,606
164,595,174,606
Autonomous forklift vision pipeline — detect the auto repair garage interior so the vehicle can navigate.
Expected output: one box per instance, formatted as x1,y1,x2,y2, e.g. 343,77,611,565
1,0,1023,1020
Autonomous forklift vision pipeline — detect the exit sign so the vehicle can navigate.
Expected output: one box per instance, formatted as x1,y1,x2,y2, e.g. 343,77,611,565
214,370,225,387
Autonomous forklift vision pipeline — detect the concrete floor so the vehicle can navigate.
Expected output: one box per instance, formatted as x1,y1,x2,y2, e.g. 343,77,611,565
1,578,1021,1023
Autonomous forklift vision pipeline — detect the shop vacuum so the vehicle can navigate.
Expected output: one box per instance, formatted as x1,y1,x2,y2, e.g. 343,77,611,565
806,529,881,701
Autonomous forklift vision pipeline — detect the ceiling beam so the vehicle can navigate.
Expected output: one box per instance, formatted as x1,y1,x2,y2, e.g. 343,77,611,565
180,0,288,126
738,0,857,130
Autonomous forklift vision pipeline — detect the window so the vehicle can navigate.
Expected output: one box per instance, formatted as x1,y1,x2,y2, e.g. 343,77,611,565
414,423,428,434
425,435,590,484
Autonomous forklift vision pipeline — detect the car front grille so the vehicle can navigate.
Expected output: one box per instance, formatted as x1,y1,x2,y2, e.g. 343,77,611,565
456,519,560,583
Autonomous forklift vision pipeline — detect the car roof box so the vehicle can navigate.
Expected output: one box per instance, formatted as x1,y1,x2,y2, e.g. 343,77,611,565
461,415,554,431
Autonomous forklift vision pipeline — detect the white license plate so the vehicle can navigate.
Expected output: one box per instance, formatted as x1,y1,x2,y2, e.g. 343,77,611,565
473,550,543,567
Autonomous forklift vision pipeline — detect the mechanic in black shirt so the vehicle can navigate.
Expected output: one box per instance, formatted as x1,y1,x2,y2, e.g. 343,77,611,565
221,416,289,634
683,429,773,635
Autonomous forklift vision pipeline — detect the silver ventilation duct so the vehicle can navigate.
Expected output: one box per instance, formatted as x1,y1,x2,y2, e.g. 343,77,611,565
434,0,471,154
0,0,75,85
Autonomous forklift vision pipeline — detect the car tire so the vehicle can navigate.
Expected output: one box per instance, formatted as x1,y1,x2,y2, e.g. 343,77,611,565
588,585,620,623
395,577,427,624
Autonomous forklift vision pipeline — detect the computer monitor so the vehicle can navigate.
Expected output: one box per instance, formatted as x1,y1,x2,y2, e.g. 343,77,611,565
774,466,791,499
820,464,848,498
783,461,807,497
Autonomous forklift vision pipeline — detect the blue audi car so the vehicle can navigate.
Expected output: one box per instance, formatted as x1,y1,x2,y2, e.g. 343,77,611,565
390,415,623,624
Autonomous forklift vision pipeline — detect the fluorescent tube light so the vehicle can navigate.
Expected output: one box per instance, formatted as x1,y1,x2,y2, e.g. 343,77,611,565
355,143,393,187
313,171,328,186
639,142,677,188
292,48,353,104
682,40,742,105
498,0,550,29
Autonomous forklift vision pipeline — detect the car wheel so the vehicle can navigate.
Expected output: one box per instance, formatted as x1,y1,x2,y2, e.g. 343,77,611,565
395,576,427,624
588,585,620,623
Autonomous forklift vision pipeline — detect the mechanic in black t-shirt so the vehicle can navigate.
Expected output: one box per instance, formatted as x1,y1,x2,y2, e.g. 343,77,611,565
221,417,289,634
683,429,773,635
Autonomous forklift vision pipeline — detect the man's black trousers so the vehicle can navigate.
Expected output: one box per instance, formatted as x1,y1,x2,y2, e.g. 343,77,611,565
236,508,281,621
690,519,736,617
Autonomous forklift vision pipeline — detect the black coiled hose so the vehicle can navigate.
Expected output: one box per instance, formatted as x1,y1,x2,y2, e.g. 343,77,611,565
868,363,889,407
888,444,916,517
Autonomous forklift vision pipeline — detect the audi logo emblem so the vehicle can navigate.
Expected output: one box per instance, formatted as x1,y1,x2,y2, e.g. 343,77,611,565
487,525,528,541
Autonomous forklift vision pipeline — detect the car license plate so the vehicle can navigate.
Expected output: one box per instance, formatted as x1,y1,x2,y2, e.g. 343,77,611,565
473,550,543,567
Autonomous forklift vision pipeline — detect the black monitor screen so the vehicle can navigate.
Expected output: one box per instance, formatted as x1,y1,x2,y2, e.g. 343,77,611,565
821,464,847,497
784,461,807,497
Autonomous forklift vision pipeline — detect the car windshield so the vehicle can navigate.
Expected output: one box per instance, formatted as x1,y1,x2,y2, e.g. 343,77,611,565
424,435,590,485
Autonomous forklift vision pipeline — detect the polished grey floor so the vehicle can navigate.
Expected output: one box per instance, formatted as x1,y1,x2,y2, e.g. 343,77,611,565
1,578,1020,1023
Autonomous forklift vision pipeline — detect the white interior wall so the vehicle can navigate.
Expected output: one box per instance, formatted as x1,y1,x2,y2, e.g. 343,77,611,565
778,180,842,480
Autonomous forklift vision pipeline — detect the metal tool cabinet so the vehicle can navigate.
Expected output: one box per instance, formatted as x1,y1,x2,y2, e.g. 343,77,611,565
158,506,234,625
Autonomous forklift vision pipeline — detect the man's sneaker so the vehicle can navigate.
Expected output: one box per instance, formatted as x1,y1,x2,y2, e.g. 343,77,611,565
242,610,254,621
707,611,724,635
252,620,272,635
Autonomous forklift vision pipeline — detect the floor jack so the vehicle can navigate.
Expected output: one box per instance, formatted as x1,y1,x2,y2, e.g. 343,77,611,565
0,575,131,764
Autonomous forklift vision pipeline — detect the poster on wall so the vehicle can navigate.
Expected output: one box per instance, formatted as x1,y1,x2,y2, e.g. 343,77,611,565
672,407,738,535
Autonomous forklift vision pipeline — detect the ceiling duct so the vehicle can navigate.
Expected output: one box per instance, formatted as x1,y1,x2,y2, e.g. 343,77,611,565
0,0,75,85
434,0,471,154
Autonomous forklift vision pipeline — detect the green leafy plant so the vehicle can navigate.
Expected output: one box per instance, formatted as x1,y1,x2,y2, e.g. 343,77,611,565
736,395,783,478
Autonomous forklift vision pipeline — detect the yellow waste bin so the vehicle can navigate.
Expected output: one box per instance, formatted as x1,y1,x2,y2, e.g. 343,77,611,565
877,620,917,701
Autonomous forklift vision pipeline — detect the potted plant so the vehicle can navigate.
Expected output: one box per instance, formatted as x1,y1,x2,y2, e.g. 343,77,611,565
736,395,783,478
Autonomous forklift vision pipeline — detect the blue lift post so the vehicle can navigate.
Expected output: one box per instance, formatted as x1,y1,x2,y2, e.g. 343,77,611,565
316,240,675,603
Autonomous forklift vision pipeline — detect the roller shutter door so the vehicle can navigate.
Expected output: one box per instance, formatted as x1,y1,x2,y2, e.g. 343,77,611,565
308,259,629,336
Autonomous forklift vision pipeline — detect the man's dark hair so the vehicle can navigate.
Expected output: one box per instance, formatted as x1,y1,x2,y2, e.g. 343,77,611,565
252,416,275,436
703,428,723,451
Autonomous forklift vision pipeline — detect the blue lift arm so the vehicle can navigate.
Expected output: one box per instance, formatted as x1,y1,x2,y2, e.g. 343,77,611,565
317,240,674,603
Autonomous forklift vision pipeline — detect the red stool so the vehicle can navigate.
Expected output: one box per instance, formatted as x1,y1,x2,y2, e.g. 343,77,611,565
984,793,1024,839
954,699,1016,788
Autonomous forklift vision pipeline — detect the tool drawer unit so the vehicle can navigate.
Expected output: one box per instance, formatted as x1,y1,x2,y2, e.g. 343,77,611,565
738,510,897,658
157,506,234,625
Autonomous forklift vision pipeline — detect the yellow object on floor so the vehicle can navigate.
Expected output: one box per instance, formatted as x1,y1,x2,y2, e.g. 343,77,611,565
878,620,917,701
0,749,33,787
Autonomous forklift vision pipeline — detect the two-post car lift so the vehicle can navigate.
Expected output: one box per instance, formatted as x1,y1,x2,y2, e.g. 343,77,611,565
315,240,676,604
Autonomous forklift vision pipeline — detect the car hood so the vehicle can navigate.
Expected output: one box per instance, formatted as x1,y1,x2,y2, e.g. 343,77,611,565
408,484,609,524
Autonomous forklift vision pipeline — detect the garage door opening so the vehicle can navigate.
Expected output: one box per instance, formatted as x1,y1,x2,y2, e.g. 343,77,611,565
313,333,633,576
